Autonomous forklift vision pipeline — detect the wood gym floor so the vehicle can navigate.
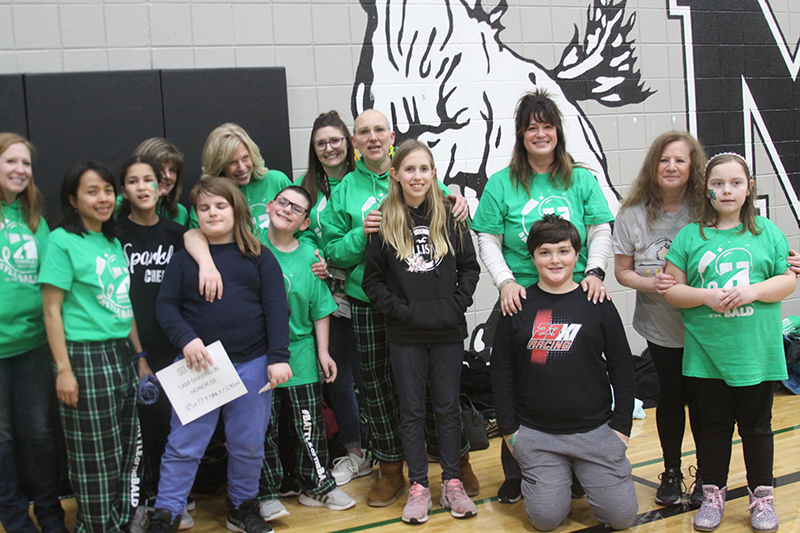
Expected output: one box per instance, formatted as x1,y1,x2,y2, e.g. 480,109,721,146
8,390,800,532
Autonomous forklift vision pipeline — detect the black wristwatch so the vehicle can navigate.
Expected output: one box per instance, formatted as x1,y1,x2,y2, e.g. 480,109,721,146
584,267,605,281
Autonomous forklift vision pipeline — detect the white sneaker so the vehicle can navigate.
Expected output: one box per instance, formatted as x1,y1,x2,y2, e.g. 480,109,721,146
258,499,290,521
299,488,357,511
331,450,372,486
178,506,194,530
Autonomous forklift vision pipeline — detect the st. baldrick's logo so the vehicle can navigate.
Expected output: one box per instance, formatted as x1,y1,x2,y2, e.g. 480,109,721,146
0,219,38,284
698,247,752,289
96,253,133,319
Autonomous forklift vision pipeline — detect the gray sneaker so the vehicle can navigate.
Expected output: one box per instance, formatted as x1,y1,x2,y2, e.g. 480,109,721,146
298,488,356,511
331,451,372,486
257,499,289,521
748,486,778,533
178,506,193,530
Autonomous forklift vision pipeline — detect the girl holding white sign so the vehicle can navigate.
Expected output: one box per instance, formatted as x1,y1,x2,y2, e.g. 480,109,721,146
150,178,291,533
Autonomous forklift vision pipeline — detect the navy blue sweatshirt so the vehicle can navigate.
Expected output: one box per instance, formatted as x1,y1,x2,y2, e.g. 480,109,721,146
156,242,290,365
491,285,635,436
362,202,480,344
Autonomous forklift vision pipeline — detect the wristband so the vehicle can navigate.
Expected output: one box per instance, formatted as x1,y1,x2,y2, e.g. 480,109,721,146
584,267,605,281
136,350,148,360
498,278,516,290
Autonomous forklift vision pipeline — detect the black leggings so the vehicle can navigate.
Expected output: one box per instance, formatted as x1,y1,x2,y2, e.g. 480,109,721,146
648,342,703,471
690,378,775,490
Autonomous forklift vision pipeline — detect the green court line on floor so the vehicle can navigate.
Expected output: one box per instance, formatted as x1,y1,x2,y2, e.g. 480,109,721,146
331,423,800,533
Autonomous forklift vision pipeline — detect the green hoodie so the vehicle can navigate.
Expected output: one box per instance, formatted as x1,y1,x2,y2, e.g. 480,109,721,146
0,199,49,357
320,159,452,303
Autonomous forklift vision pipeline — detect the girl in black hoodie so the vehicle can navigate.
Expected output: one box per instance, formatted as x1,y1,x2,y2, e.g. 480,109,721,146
362,139,480,524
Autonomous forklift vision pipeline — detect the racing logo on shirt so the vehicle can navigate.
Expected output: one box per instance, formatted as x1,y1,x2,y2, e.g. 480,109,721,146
518,196,573,242
0,218,38,283
527,309,582,365
96,252,133,318
405,225,443,273
698,247,752,289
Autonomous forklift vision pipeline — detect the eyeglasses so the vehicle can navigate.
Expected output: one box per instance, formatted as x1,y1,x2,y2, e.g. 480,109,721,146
274,195,308,217
314,137,346,150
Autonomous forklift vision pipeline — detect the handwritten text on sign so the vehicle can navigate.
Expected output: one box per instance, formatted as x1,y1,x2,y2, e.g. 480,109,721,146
156,340,247,425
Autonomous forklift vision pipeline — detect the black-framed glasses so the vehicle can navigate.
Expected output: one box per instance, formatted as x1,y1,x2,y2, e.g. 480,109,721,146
274,195,308,217
314,137,346,150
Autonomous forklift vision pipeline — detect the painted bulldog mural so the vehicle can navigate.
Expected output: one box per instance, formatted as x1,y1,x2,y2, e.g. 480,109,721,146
352,0,652,215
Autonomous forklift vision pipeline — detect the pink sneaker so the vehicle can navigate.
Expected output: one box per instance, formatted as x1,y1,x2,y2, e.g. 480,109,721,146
402,483,432,524
440,479,477,519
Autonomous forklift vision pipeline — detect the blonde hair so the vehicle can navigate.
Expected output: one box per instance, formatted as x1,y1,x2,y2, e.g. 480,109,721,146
201,123,267,182
0,133,43,233
190,178,261,257
621,131,707,226
380,139,463,261
697,153,761,239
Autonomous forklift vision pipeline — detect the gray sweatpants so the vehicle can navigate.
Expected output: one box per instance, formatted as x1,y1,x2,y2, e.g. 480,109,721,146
513,423,638,531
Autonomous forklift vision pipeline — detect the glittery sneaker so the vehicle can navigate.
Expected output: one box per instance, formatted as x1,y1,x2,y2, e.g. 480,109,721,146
331,450,372,486
440,479,477,519
402,483,432,524
655,468,684,506
748,486,778,533
693,485,726,532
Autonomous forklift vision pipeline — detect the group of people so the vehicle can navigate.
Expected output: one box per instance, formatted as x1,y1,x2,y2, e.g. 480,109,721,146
1,88,796,533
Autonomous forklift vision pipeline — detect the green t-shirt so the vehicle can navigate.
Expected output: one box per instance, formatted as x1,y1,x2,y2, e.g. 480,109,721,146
471,166,614,287
266,240,337,388
0,200,49,357
665,217,789,386
39,228,133,342
189,170,293,230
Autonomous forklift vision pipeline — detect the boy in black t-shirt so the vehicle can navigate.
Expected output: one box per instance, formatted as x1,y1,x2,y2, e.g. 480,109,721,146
491,215,638,531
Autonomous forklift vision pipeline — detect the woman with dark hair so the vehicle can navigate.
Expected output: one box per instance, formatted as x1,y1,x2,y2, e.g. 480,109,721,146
40,160,148,533
471,89,615,502
0,133,67,533
296,111,369,488
134,138,188,226
613,131,707,508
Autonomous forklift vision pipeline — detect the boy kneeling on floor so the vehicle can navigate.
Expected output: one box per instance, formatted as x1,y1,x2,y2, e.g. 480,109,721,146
491,214,638,531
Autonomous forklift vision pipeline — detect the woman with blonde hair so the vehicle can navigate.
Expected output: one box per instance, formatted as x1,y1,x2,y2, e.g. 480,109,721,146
613,130,706,507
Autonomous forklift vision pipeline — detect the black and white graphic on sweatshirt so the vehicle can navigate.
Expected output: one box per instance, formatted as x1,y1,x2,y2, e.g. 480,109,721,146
405,225,443,273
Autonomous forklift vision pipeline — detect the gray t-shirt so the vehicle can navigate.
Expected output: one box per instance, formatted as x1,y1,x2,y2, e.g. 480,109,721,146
613,202,690,348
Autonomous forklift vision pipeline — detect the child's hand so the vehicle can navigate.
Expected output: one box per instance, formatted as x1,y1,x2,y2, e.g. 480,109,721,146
719,285,757,310
581,275,610,303
312,250,329,280
138,357,154,379
503,432,518,455
318,352,338,383
501,281,526,315
268,362,293,388
56,369,79,408
704,288,728,313
362,210,382,235
183,338,213,371
788,249,800,278
653,271,677,294
448,192,469,222
198,262,223,302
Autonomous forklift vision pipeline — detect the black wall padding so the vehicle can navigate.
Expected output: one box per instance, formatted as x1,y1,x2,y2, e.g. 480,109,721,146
161,68,293,193
0,74,28,138
25,70,164,219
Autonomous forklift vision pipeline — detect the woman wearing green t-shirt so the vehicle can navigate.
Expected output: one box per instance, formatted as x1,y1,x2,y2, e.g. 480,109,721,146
0,133,67,533
471,89,615,502
41,161,149,533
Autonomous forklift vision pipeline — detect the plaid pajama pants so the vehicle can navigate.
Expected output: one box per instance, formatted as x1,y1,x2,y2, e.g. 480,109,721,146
59,339,140,533
258,382,336,500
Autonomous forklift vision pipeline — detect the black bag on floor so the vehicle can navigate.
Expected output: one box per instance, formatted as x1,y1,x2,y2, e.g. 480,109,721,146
460,393,490,450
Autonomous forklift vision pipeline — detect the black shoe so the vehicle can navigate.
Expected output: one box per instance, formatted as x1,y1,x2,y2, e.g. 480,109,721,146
278,475,301,497
497,478,522,504
688,466,703,508
146,509,180,533
227,499,273,533
571,471,586,499
655,468,684,506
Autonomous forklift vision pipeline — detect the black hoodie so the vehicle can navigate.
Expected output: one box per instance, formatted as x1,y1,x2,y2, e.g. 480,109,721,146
362,202,480,344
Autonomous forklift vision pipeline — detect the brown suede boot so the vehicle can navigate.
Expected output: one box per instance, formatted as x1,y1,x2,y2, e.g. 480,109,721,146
460,452,480,496
367,460,407,507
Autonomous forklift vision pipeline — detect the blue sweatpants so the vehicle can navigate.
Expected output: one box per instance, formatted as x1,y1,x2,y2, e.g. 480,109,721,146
155,356,272,517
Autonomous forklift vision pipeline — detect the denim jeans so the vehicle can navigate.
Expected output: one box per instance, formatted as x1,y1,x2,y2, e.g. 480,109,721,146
0,344,67,533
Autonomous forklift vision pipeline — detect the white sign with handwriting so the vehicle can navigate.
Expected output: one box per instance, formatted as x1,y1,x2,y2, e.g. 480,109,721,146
156,340,247,425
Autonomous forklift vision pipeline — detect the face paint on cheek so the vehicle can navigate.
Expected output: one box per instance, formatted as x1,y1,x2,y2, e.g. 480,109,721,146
708,189,717,200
